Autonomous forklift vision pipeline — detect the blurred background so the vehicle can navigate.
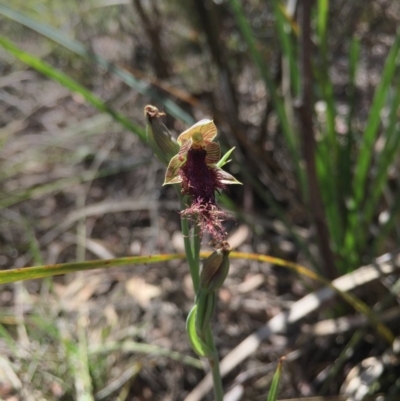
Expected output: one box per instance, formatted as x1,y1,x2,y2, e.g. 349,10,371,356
1,0,400,400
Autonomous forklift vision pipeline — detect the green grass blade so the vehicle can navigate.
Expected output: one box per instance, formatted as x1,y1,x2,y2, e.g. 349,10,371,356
373,184,400,255
352,32,400,206
2,252,393,344
313,0,344,255
267,357,284,401
315,143,343,256
0,36,146,141
315,0,336,153
227,0,306,195
340,36,361,210
77,322,95,401
0,254,186,284
343,31,400,267
376,217,400,254
363,83,400,229
0,3,194,125
63,334,94,401
317,0,329,55
272,0,300,96
347,35,361,135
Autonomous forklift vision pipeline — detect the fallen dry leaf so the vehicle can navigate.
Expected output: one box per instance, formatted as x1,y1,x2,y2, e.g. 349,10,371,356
125,277,162,307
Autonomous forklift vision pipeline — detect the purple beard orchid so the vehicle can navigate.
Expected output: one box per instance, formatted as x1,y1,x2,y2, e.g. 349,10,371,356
163,120,241,242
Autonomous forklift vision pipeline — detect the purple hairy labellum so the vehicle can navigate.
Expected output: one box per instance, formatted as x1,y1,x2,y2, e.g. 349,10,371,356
180,148,225,203
156,116,241,241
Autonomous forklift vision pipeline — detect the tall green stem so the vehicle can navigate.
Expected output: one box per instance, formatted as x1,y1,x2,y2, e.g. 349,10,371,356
180,195,224,400
180,195,199,292
206,327,224,401
191,223,201,271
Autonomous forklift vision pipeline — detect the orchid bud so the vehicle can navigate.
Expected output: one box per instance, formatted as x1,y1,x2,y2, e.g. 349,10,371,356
199,241,231,292
144,105,179,166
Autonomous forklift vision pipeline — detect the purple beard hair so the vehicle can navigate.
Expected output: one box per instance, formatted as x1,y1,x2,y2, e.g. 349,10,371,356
180,148,228,242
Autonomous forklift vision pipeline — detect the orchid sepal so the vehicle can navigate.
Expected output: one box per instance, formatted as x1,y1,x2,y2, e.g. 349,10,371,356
164,154,184,185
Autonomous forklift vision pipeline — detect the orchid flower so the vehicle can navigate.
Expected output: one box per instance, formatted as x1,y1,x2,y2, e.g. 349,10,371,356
163,120,241,241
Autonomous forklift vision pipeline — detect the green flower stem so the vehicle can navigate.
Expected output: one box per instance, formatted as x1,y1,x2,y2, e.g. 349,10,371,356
206,326,224,401
191,222,201,272
180,195,200,293
179,194,224,400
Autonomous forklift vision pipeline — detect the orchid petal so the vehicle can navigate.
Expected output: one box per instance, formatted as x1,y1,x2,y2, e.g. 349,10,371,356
163,154,184,185
216,147,235,168
178,137,192,160
177,120,217,145
205,142,221,165
216,168,242,185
